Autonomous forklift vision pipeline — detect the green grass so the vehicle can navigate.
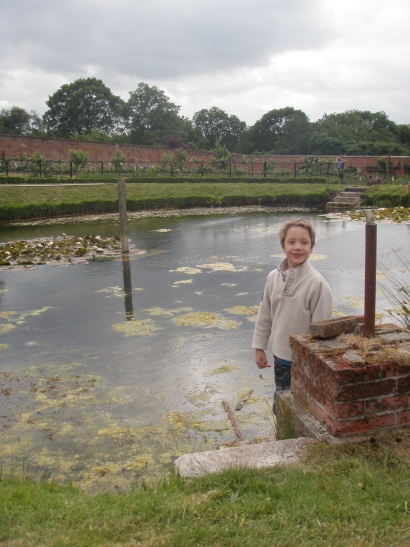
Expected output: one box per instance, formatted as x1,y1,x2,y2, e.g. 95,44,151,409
0,181,408,222
1,430,409,546
0,182,334,222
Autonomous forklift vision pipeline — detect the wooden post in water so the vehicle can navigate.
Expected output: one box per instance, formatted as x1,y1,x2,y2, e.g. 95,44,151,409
363,209,377,337
117,177,129,254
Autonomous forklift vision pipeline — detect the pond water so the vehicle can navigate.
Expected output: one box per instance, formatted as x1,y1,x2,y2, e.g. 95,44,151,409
0,211,409,492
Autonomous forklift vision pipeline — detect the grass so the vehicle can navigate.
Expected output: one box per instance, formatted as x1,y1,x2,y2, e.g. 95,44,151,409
0,182,337,222
1,430,409,546
0,180,408,223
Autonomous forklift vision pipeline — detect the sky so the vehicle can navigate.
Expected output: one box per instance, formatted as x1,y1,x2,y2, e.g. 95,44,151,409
1,0,409,127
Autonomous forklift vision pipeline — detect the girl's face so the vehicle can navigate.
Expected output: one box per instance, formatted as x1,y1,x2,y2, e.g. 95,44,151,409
282,226,312,269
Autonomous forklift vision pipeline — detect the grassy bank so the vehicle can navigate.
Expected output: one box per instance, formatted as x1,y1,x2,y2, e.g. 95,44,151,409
0,181,408,223
0,182,333,222
1,430,409,545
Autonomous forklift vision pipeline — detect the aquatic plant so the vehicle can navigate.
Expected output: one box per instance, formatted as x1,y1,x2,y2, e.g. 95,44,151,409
0,234,127,269
379,254,410,330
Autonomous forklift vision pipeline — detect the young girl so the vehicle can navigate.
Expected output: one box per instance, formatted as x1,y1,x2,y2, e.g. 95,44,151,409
252,218,333,411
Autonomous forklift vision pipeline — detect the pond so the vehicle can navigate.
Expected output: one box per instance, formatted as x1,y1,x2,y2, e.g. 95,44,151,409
0,211,409,492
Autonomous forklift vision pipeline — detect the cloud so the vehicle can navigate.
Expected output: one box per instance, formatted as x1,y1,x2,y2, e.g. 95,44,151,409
1,0,409,125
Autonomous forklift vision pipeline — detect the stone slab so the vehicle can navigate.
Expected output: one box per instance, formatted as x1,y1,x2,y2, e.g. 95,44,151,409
174,437,313,478
310,315,364,339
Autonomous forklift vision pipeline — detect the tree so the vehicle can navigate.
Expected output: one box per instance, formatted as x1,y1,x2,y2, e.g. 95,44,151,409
192,107,247,150
210,141,232,170
125,83,184,145
398,124,410,150
310,110,404,155
110,146,125,172
0,106,43,135
43,78,125,138
249,107,311,154
69,149,89,171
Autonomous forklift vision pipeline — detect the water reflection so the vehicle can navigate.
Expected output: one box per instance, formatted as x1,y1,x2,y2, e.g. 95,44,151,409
122,254,134,320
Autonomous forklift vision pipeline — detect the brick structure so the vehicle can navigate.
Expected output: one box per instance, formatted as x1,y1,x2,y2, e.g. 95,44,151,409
1,134,410,177
289,321,410,437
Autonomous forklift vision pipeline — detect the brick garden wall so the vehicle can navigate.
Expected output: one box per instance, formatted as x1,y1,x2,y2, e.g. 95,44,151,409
1,134,410,177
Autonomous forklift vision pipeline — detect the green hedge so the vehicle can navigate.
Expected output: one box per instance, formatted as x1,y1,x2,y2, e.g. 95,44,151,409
0,175,327,185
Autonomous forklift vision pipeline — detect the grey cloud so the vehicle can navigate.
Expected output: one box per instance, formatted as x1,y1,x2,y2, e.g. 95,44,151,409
2,0,330,79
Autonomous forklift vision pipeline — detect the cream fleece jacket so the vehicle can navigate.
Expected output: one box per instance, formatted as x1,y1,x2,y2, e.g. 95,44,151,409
252,259,333,362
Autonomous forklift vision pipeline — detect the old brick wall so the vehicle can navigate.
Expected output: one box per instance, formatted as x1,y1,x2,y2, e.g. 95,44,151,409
0,134,212,163
1,134,409,176
289,324,410,436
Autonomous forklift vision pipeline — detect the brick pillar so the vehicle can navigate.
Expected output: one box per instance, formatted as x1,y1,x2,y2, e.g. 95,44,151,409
289,320,410,437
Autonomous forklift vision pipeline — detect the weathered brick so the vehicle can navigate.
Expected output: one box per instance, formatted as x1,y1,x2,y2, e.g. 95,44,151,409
398,375,410,394
327,413,396,436
290,322,410,436
324,400,365,420
365,394,409,414
397,409,410,425
337,379,397,402
310,316,364,339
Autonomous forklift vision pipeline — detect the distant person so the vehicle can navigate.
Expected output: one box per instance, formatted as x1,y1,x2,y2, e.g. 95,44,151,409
252,218,333,413
336,157,344,182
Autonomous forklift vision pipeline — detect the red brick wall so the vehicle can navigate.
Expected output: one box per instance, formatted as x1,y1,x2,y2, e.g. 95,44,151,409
0,135,211,163
1,134,409,176
289,324,410,437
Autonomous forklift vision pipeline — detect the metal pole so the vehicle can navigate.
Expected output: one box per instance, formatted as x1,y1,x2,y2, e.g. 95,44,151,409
118,178,129,254
363,209,377,337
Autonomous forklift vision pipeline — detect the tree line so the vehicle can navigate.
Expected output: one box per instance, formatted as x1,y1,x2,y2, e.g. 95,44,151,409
1,77,410,156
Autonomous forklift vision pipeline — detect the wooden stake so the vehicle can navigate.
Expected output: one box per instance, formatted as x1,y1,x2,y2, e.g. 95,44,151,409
117,178,129,254
222,400,245,441
235,389,253,411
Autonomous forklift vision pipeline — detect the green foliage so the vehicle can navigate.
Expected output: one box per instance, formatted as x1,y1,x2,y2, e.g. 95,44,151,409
310,110,408,155
192,106,247,150
69,149,89,171
28,150,51,175
3,77,409,156
159,149,188,173
43,78,125,138
210,141,232,170
249,107,311,154
0,106,43,135
110,146,125,172
125,83,184,145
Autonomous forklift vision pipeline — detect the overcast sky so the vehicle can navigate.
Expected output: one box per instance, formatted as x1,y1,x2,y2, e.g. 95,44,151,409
1,0,409,126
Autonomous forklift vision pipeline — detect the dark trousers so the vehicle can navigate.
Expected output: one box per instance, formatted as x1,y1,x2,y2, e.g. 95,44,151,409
273,356,292,414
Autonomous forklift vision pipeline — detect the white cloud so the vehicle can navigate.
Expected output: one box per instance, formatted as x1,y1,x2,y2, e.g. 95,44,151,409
1,0,409,125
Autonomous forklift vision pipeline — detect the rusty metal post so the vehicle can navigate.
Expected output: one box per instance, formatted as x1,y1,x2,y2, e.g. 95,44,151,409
117,177,129,254
363,209,377,337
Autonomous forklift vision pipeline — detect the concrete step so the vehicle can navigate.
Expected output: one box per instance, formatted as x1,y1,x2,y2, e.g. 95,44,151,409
174,437,313,477
326,202,360,210
330,196,361,203
338,192,363,197
326,186,363,210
